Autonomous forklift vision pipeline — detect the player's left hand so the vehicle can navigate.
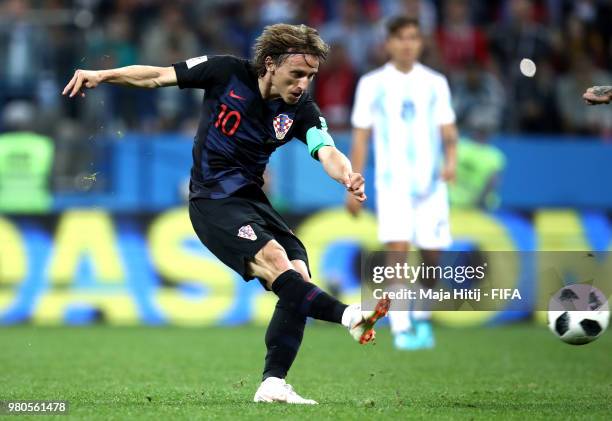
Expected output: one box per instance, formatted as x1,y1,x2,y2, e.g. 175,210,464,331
346,193,364,217
343,172,366,203
441,161,456,182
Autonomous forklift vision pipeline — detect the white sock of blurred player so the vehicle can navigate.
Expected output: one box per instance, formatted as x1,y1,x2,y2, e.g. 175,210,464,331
386,283,412,334
389,310,412,334
412,310,432,321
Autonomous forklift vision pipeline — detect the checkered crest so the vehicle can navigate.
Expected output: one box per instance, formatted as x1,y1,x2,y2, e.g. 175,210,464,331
237,225,257,241
272,114,293,140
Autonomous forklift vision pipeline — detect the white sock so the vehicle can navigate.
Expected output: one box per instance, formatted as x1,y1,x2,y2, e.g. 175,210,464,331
412,310,432,321
341,304,361,328
389,310,412,334
262,377,284,385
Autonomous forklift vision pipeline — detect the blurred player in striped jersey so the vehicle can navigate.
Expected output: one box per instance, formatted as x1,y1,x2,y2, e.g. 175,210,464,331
347,16,458,350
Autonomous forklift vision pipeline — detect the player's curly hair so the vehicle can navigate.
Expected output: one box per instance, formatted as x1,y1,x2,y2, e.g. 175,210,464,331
252,23,329,77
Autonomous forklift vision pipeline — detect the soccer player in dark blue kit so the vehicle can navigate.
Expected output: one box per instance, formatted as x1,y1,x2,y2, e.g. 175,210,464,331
63,23,390,404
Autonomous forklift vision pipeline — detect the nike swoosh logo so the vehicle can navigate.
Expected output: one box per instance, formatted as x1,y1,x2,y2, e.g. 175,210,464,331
229,90,246,100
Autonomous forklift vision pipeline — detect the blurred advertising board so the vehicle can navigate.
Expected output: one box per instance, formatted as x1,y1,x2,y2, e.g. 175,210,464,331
1,208,609,326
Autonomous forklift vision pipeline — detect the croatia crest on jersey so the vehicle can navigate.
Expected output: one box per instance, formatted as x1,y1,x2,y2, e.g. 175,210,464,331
237,225,257,241
272,114,293,140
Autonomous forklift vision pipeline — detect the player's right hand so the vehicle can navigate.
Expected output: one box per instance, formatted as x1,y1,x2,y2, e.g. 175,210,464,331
583,87,611,105
62,69,102,98
345,194,363,217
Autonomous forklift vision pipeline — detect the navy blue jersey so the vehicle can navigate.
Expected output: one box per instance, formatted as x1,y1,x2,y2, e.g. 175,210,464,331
172,55,325,199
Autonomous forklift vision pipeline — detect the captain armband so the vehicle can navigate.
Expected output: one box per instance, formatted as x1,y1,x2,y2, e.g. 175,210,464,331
306,127,335,159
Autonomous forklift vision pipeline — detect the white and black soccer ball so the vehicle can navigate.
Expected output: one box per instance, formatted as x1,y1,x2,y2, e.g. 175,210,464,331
547,285,609,345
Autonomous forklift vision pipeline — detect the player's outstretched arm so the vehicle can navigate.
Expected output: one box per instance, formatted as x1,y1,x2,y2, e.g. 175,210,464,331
318,146,366,203
62,66,177,98
583,86,612,105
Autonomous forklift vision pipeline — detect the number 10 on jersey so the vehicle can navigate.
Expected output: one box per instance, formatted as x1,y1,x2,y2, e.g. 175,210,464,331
215,104,242,136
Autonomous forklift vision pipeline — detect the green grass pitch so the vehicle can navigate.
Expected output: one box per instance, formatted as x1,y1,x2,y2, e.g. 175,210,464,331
1,324,610,420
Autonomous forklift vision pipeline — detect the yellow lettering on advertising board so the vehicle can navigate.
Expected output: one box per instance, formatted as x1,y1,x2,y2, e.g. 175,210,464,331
535,210,589,251
48,210,124,285
0,217,27,315
435,210,518,326
0,217,26,284
33,292,137,324
535,210,611,323
149,208,235,325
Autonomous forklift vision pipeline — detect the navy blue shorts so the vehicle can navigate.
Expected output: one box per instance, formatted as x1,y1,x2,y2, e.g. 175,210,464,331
189,185,310,282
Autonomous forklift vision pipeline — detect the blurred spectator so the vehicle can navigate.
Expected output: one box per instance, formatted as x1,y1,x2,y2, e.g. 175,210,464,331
319,0,377,72
191,5,241,57
314,43,357,130
225,1,262,59
451,62,506,135
555,54,612,137
0,0,48,103
572,0,597,24
85,13,140,129
141,4,200,131
50,118,95,192
436,0,489,72
294,0,327,27
490,0,553,131
259,0,300,25
0,101,54,213
449,133,506,210
0,0,606,139
513,58,561,133
490,0,552,74
562,13,607,70
45,20,82,114
141,5,198,67
380,0,438,37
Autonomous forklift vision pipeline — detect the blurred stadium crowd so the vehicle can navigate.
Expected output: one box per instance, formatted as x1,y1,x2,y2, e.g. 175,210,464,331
0,0,611,139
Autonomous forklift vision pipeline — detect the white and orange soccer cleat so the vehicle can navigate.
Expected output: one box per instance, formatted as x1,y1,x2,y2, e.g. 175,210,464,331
343,298,391,344
253,377,318,404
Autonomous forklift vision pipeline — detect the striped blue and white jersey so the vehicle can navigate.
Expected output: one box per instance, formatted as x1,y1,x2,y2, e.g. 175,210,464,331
351,62,455,197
